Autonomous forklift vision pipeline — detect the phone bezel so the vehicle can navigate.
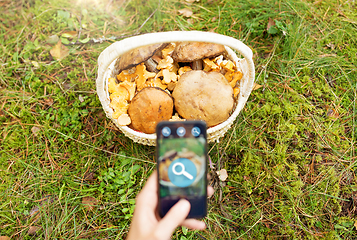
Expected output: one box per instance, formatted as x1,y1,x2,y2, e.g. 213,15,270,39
156,120,208,219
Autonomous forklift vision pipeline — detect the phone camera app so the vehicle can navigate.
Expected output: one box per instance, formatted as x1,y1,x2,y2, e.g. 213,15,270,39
162,127,171,137
191,127,201,137
177,127,186,137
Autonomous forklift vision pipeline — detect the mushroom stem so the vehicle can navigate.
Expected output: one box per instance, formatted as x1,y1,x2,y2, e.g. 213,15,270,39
145,58,159,73
192,59,203,70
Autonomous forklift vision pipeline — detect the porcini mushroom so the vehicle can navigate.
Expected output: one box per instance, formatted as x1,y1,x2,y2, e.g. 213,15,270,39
128,87,174,134
172,70,234,127
171,42,226,70
115,43,168,72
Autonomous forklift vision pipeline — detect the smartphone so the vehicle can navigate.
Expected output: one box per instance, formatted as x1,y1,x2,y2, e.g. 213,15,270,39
156,120,207,219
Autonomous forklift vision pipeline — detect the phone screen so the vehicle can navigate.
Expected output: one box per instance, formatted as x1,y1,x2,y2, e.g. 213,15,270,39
156,121,207,219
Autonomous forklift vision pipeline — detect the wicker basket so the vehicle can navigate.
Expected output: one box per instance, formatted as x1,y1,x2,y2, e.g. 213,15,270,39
96,31,255,146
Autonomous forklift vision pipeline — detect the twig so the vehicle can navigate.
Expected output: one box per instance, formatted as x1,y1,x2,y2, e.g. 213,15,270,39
256,35,283,90
236,214,263,239
135,3,159,34
63,33,141,46
49,128,154,164
195,233,207,240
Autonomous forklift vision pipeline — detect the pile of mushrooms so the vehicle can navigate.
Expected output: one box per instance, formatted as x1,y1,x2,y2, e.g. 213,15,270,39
107,42,243,134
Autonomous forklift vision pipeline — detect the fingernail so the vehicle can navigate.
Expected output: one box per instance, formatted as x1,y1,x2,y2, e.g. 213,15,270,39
199,221,206,229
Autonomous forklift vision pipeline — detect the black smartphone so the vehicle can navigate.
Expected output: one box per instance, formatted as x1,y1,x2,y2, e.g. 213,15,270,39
156,120,207,219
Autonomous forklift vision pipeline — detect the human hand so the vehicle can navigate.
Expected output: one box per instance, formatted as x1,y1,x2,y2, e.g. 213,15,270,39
126,171,214,240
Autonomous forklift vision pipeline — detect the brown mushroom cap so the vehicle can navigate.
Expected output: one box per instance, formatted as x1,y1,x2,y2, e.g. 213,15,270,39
116,43,168,71
128,87,173,134
171,42,226,62
172,70,234,127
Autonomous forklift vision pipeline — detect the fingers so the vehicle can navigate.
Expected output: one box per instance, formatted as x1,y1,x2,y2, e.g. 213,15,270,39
181,185,212,231
207,185,214,198
136,171,158,210
155,199,191,239
141,171,158,194
182,219,206,230
179,185,213,230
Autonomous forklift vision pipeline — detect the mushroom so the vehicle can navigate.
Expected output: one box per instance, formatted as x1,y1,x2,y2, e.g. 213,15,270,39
171,42,226,70
118,81,136,101
116,68,137,82
110,98,129,119
167,81,177,91
115,43,169,72
135,63,156,91
128,87,174,134
228,71,243,88
233,87,240,98
145,58,159,73
161,43,176,58
117,113,131,126
156,56,174,70
160,69,177,84
203,58,220,72
172,70,234,127
178,66,192,76
108,79,131,119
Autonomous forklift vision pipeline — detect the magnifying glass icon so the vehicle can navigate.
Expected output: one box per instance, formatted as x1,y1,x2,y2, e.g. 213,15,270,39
172,162,193,180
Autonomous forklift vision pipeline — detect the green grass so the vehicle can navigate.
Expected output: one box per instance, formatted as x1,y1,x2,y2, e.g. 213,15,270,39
1,0,356,239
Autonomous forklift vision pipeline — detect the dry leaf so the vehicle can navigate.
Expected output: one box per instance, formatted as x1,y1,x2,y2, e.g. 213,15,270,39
253,83,263,90
31,126,41,137
83,172,95,181
354,220,357,230
43,98,54,106
79,95,84,103
187,18,195,25
178,8,193,18
61,31,77,38
185,0,199,2
0,237,11,240
28,226,41,235
267,17,275,31
82,197,98,211
216,169,228,181
327,108,339,119
50,40,69,61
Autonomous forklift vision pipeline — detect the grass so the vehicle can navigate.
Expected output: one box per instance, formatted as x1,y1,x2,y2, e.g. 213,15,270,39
0,0,356,239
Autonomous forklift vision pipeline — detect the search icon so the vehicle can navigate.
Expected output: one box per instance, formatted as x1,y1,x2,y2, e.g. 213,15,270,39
172,162,193,180
168,158,197,187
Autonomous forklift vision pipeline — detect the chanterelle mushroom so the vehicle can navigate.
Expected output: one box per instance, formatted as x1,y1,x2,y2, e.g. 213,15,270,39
115,43,168,72
128,87,173,134
172,70,234,127
171,42,226,70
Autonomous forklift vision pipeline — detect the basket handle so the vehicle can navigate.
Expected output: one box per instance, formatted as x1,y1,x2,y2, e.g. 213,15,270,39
96,31,255,104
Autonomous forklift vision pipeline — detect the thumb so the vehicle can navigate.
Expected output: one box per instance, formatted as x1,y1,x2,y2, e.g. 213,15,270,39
155,199,191,239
